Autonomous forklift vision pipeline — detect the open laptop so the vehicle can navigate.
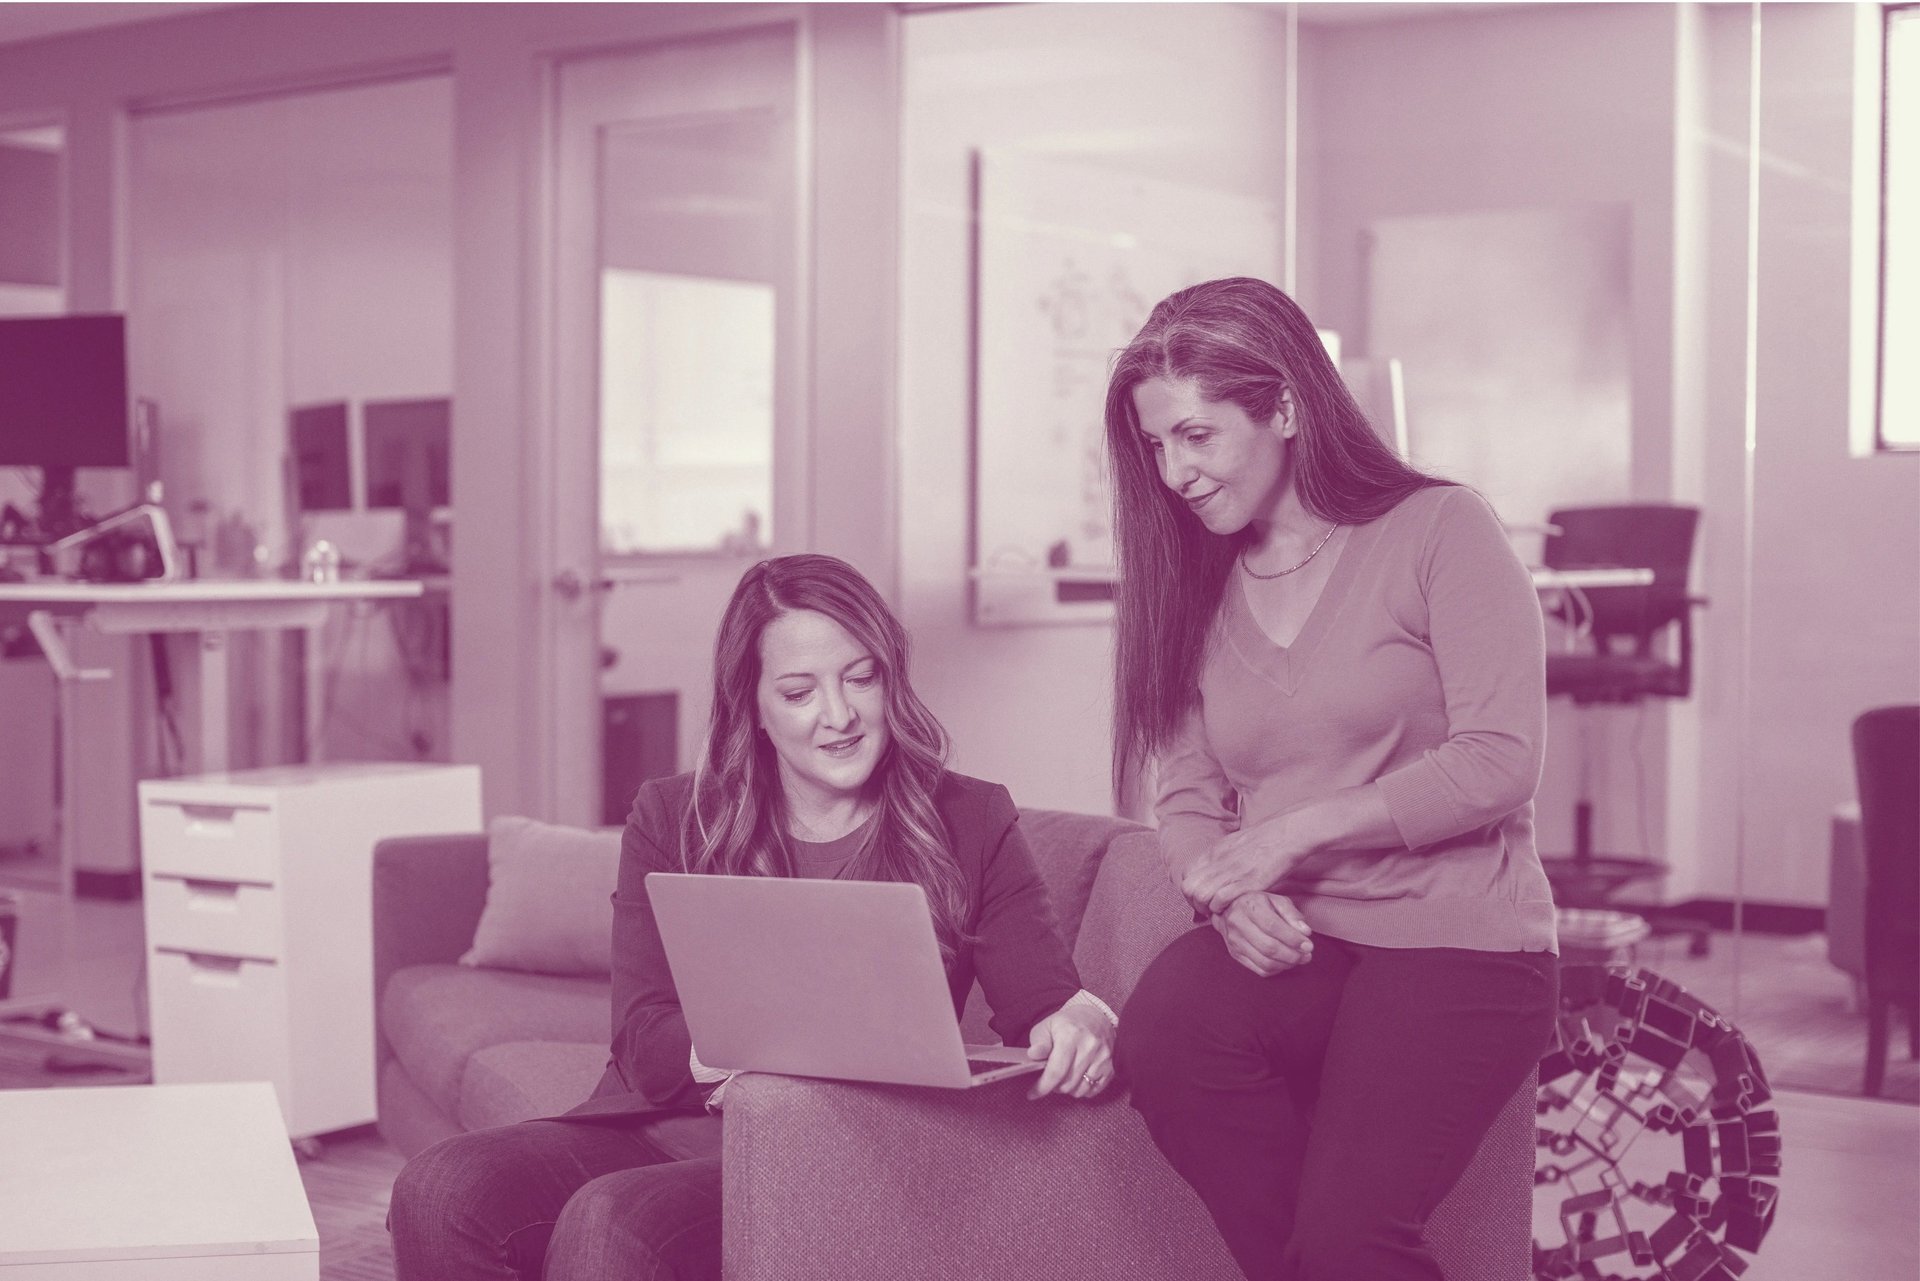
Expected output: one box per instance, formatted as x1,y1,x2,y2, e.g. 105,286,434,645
645,872,1043,1088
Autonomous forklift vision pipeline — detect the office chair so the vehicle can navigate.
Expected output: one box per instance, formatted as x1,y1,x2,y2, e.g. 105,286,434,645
1851,704,1919,1097
1537,504,1709,952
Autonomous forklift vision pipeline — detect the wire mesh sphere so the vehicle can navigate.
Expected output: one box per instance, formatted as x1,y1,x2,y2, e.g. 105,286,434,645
1534,965,1779,1281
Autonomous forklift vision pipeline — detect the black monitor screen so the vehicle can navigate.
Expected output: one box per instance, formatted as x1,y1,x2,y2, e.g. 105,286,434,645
0,314,131,468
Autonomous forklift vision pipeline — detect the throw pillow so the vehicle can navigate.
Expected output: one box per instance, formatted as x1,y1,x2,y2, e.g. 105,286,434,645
460,816,621,976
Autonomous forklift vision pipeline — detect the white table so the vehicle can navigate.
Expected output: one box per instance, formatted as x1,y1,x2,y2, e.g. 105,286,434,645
0,1081,319,1279
0,579,423,773
1528,566,1654,591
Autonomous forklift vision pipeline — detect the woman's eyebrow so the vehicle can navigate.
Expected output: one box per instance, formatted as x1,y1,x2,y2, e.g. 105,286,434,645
1142,417,1200,438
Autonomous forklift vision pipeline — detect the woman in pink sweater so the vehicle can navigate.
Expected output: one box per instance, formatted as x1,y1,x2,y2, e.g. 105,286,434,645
1106,277,1558,1281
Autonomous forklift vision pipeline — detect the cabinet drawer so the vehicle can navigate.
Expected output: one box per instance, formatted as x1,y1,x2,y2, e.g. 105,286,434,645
141,799,279,883
146,875,283,959
148,949,291,1098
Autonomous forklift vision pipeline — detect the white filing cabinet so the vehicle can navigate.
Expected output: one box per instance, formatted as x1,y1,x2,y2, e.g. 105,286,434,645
139,762,481,1139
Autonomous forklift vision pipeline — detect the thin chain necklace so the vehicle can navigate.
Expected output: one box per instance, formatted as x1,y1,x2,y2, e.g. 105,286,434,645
1240,524,1339,580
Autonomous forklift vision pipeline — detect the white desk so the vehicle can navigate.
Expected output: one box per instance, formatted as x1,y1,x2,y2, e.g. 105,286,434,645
0,1081,319,1278
1528,567,1654,591
0,579,422,773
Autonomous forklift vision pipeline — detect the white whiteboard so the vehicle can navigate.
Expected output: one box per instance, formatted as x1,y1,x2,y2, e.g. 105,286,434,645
972,150,1281,625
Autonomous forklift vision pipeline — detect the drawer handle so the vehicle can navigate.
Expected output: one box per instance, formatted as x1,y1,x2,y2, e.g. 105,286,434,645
181,804,241,834
183,879,243,907
182,952,246,986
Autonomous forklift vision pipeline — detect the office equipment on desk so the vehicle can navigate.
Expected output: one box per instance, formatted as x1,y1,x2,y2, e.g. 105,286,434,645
1534,504,1709,953
46,501,181,583
0,313,129,539
290,401,352,512
141,762,481,1140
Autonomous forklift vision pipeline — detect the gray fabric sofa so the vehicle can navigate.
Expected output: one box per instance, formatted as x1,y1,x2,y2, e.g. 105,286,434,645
372,810,1535,1280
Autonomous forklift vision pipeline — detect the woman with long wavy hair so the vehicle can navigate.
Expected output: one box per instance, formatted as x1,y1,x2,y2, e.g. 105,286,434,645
391,553,1116,1281
1105,278,1559,1281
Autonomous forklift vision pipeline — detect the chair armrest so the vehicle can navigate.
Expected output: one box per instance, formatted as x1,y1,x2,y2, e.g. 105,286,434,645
719,1073,1237,1281
371,832,489,1064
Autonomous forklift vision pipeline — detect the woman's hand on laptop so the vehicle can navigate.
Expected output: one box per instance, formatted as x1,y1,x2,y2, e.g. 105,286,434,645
1025,998,1117,1100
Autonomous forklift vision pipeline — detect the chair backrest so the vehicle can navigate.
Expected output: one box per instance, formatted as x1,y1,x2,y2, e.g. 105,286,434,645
1852,705,1920,989
1544,504,1699,648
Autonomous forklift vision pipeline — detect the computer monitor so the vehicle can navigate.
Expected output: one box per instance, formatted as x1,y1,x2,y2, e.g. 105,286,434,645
0,314,131,536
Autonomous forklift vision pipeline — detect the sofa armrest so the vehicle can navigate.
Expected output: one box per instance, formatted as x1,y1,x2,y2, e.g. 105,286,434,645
719,1073,1238,1281
372,831,489,1066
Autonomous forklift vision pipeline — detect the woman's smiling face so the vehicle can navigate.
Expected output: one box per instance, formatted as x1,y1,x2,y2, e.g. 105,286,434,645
754,607,890,809
1131,376,1293,537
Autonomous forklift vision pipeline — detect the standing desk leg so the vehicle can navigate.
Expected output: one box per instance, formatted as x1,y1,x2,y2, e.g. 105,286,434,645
302,624,324,763
0,612,149,1072
198,631,230,774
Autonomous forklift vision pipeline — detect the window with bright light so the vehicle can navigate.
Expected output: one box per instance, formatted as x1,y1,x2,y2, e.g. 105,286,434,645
1882,4,1919,449
598,270,775,555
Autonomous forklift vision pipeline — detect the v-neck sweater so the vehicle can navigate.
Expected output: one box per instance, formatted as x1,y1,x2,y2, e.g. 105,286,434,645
1155,484,1558,954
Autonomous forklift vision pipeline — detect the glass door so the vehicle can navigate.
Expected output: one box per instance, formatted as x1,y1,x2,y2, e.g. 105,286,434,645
545,27,800,826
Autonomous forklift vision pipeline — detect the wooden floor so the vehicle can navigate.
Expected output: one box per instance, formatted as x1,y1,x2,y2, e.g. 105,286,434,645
1626,928,1919,1103
300,1127,408,1281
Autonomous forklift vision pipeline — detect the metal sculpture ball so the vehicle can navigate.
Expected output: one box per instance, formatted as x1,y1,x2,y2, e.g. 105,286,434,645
1534,965,1779,1281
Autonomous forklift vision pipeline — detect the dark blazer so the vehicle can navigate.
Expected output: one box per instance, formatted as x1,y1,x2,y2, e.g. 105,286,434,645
560,769,1082,1122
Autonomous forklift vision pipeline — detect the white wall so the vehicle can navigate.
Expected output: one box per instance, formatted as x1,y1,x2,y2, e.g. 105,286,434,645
898,2,1291,815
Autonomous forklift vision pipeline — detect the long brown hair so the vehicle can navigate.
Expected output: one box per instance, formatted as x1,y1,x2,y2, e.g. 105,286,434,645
1105,277,1447,792
684,553,969,960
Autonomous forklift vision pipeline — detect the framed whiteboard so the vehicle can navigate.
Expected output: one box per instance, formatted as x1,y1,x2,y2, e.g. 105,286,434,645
971,150,1281,625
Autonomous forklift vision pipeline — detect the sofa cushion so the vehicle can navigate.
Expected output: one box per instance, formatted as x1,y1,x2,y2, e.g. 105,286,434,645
1015,808,1145,950
382,962,611,1116
1075,828,1197,1012
958,809,1147,1044
457,1040,610,1131
461,816,621,976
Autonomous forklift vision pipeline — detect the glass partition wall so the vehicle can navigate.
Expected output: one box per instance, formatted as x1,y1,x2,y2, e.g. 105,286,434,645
126,74,455,769
900,3,1910,1273
904,0,1907,1109
1291,2,1913,1108
0,119,69,1031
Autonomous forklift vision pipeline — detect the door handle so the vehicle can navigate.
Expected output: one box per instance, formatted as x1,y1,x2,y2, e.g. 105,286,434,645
551,569,611,601
554,567,678,600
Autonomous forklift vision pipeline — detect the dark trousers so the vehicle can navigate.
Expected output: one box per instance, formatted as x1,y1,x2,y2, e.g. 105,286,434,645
388,1114,724,1281
1117,928,1556,1281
